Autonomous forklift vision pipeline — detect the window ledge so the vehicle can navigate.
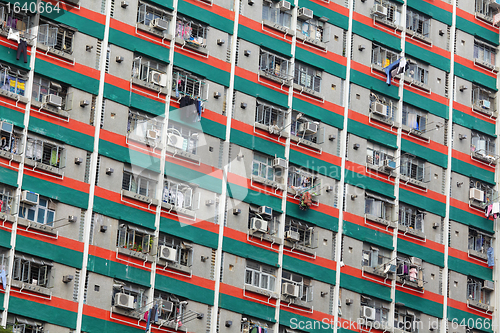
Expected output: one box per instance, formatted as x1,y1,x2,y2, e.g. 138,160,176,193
476,12,493,24
280,294,312,309
399,225,425,239
295,31,326,49
284,240,315,255
468,299,493,312
157,257,192,274
366,162,394,176
165,145,201,163
474,58,499,72
469,199,486,210
0,211,15,223
396,275,423,289
472,104,497,117
128,132,163,150
136,22,172,40
262,20,294,36
258,70,291,86
175,37,208,55
154,319,188,332
31,99,69,118
11,279,51,296
131,77,169,94
249,229,282,244
374,17,404,31
244,285,279,299
471,151,498,165
403,77,431,92
287,186,320,201
369,111,398,128
401,124,429,141
405,29,432,44
362,266,394,280
292,83,322,99
468,249,488,261
251,175,285,190
36,43,75,62
117,247,155,263
112,305,142,319
254,122,288,138
365,214,396,228
24,158,64,176
0,150,22,163
0,88,28,104
121,189,158,206
18,217,56,235
161,201,195,218
0,28,34,46
289,134,321,150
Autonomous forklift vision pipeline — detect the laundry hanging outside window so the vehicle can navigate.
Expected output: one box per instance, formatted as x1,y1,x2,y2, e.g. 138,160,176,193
384,57,409,86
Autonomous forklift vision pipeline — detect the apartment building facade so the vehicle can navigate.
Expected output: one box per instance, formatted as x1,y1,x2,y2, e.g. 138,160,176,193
0,0,497,332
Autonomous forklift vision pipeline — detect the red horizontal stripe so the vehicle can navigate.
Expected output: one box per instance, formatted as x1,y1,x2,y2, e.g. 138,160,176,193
11,293,78,311
182,0,235,21
456,7,499,34
397,232,444,253
29,109,95,137
452,149,495,171
224,227,280,251
406,38,450,59
449,197,493,221
448,247,490,268
219,282,277,305
238,15,293,43
345,159,396,188
353,12,402,39
23,169,90,193
344,211,393,236
351,61,401,88
36,52,100,81
110,18,171,48
17,229,84,252
155,264,215,290
447,298,492,319
455,55,496,79
89,245,152,269
453,101,496,123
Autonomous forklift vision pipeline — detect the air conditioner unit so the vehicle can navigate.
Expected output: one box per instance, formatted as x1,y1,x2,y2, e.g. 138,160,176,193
282,282,300,297
383,159,396,170
278,0,291,11
43,94,63,107
469,188,485,202
150,71,167,87
161,300,174,312
258,206,273,216
298,122,318,135
167,133,184,149
147,130,158,140
1,121,13,133
150,18,168,31
250,217,268,233
410,257,422,266
21,190,39,205
285,230,300,241
114,293,135,309
273,158,288,169
373,102,388,117
483,280,495,291
372,4,387,17
362,306,376,321
298,7,313,20
480,100,491,109
159,245,177,262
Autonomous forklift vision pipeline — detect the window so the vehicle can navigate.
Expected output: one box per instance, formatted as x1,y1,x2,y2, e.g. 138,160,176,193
471,131,496,157
245,260,276,292
172,68,206,100
162,178,195,210
406,9,430,37
469,179,496,207
19,197,55,226
0,121,22,155
7,318,45,333
25,136,65,169
398,204,424,232
475,0,493,18
293,62,321,93
13,255,52,287
290,111,324,144
31,76,67,108
157,234,193,266
365,194,393,221
167,123,199,154
0,185,15,214
405,61,428,85
153,291,188,325
252,153,280,181
137,1,171,30
396,256,423,288
255,101,286,130
472,84,494,111
117,223,154,254
282,271,313,302
248,207,279,236
132,55,167,86
360,296,389,326
175,16,207,47
394,307,420,332
362,244,391,268
0,63,28,97
402,105,427,132
287,165,320,194
366,142,395,167
467,277,490,304
259,49,292,81
400,155,429,183
112,281,148,311
38,19,74,54
296,17,330,43
122,171,157,198
371,44,399,69
262,0,291,29
284,218,316,248
374,0,402,26
474,40,496,66
0,2,35,36
127,110,163,142
370,93,397,121
468,229,492,254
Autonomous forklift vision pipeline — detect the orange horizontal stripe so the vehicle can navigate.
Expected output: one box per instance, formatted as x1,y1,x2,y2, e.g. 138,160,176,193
447,298,492,318
238,15,293,43
22,169,90,194
453,101,496,124
455,55,497,79
456,7,499,34
448,247,490,268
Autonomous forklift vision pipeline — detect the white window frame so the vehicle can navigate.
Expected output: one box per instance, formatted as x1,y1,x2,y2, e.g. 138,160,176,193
175,16,207,47
402,104,427,132
158,234,193,266
132,55,167,85
398,204,424,232
167,123,199,154
468,228,493,254
474,40,496,66
405,61,428,85
19,197,55,226
282,271,313,302
255,101,287,129
366,141,395,167
293,62,321,93
262,1,292,29
371,44,399,69
472,84,495,111
375,0,402,26
153,291,188,323
0,185,15,214
0,63,28,97
116,223,154,254
467,277,490,303
471,131,495,156
362,245,391,268
365,194,393,221
259,49,292,81
0,121,22,155
38,19,74,54
127,110,163,142
137,1,172,29
163,178,196,210
361,296,390,325
113,281,148,311
12,255,52,287
394,307,420,333
406,9,430,37
290,111,325,144
370,93,397,121
400,155,429,183
284,218,316,248
25,136,66,169
172,68,207,102
122,171,157,198
245,260,276,292
31,75,68,108
252,153,279,181
469,178,496,206
0,3,35,37
296,17,330,43
475,0,493,18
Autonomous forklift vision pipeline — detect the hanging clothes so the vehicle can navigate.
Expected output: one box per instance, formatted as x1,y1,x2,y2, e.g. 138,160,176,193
487,246,494,267
486,204,493,218
409,267,418,282
145,308,151,332
0,269,6,289
492,202,500,215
